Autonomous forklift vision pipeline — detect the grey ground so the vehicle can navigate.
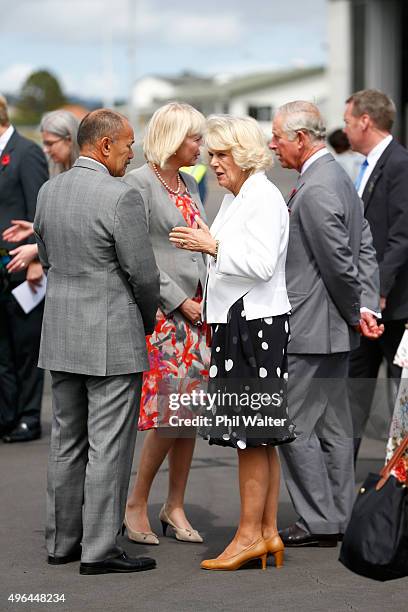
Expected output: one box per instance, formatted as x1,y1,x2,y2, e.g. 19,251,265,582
1,164,407,611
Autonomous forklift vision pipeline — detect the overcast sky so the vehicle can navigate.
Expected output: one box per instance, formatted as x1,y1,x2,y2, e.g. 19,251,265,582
0,0,327,100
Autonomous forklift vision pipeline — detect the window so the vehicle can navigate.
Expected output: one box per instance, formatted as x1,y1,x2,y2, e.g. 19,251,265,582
248,105,273,121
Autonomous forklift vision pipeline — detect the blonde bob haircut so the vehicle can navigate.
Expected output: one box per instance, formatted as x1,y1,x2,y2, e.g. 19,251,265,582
205,115,273,173
144,102,205,168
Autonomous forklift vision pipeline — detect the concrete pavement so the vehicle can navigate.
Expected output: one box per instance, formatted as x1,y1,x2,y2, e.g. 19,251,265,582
0,381,407,612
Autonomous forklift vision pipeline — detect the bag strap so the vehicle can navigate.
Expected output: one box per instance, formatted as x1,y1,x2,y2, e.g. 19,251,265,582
376,435,408,490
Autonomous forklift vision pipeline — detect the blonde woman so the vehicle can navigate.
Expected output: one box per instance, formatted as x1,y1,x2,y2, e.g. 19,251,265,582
123,103,210,545
170,115,295,570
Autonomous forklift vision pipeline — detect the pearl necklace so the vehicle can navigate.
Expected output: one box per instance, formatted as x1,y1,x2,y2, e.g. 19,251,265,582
152,163,182,195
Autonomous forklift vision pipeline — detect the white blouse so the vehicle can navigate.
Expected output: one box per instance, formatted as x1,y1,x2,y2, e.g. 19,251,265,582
204,171,291,324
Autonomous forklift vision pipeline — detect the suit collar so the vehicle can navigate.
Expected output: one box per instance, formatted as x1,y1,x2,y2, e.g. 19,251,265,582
1,129,20,155
0,125,15,155
74,156,110,174
287,152,334,206
361,139,394,210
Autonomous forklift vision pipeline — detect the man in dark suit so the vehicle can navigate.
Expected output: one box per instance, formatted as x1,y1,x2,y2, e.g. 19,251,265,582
0,94,49,442
344,89,408,458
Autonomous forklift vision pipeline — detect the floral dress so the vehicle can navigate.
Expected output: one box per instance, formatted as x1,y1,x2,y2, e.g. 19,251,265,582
138,191,210,430
386,329,408,481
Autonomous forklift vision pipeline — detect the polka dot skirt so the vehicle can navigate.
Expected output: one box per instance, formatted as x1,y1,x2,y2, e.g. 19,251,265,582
202,297,295,449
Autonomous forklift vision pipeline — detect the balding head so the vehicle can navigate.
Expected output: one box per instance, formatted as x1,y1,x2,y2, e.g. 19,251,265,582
0,94,10,127
77,109,128,149
77,109,134,177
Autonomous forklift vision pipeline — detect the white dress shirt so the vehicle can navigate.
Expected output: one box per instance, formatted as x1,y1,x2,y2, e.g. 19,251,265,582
205,171,291,324
357,134,393,197
0,125,14,155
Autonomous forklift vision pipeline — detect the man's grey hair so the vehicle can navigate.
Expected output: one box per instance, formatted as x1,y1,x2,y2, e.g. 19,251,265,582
0,93,9,126
77,109,128,148
275,101,326,142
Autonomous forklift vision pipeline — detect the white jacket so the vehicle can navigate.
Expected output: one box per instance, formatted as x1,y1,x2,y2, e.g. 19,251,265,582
204,171,291,323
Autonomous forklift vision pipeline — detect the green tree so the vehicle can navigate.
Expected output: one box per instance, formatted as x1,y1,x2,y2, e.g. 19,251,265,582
15,69,66,125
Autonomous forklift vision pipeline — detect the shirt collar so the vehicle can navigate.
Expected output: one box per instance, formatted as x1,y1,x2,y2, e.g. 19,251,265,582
77,155,109,172
0,125,15,155
301,147,329,175
366,134,393,167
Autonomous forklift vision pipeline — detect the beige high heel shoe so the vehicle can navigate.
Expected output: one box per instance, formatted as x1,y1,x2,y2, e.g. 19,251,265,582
200,537,268,571
159,505,203,543
122,514,159,545
264,534,284,568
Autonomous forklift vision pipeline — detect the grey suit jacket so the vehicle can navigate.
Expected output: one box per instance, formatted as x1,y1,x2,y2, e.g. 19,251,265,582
286,153,380,354
34,157,160,376
124,164,207,314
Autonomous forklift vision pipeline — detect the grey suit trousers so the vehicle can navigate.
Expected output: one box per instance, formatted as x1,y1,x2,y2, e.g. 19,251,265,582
279,353,355,534
46,371,142,562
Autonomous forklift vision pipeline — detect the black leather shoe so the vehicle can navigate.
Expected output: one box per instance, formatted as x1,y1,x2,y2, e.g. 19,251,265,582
3,422,41,443
279,524,338,548
79,552,156,575
0,422,15,438
48,546,82,565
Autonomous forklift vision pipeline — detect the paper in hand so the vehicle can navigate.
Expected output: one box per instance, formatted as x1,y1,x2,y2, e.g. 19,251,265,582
11,276,47,314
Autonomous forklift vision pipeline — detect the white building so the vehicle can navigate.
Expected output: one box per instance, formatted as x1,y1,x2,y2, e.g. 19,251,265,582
130,67,328,133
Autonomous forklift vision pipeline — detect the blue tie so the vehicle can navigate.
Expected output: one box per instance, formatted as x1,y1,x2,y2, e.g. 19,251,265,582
354,159,368,191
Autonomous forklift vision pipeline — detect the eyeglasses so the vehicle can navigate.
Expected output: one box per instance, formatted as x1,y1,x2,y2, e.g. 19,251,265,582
42,137,65,149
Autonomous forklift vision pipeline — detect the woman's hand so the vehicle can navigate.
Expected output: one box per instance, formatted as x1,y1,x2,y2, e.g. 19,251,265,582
178,298,202,325
6,244,39,273
2,220,34,243
169,217,217,256
26,261,44,293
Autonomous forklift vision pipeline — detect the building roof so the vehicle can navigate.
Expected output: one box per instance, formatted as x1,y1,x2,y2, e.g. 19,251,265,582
165,66,325,102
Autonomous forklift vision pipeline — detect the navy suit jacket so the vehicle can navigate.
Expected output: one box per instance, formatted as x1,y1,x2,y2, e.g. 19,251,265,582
0,129,48,281
362,139,408,321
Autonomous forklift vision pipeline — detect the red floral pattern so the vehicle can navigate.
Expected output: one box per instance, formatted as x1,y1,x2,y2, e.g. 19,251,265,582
138,190,210,430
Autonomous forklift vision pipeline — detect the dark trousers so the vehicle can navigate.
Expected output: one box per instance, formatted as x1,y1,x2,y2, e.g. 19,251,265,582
349,319,405,457
0,292,44,429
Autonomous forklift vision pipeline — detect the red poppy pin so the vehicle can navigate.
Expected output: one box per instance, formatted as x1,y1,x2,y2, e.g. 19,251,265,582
1,153,10,166
289,187,297,199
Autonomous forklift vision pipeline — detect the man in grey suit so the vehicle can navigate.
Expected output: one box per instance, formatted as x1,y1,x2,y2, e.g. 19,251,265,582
269,101,383,547
34,110,160,574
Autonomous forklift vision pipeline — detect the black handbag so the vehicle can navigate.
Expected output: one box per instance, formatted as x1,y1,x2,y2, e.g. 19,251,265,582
339,435,408,581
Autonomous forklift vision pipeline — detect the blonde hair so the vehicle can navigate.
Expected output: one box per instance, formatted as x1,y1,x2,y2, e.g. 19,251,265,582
205,115,272,172
144,102,205,168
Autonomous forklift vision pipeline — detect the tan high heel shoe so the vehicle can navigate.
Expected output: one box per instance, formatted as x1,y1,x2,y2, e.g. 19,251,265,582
159,505,203,543
264,534,284,568
122,514,159,545
200,537,268,571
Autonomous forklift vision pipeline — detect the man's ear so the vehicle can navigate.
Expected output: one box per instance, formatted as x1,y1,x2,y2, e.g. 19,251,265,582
360,113,371,132
100,136,111,157
297,130,309,150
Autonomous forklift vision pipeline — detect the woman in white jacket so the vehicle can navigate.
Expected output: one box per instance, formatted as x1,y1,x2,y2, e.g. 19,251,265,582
170,115,295,571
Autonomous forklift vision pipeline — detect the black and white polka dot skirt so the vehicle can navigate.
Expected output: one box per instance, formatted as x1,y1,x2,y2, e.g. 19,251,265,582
202,297,296,449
